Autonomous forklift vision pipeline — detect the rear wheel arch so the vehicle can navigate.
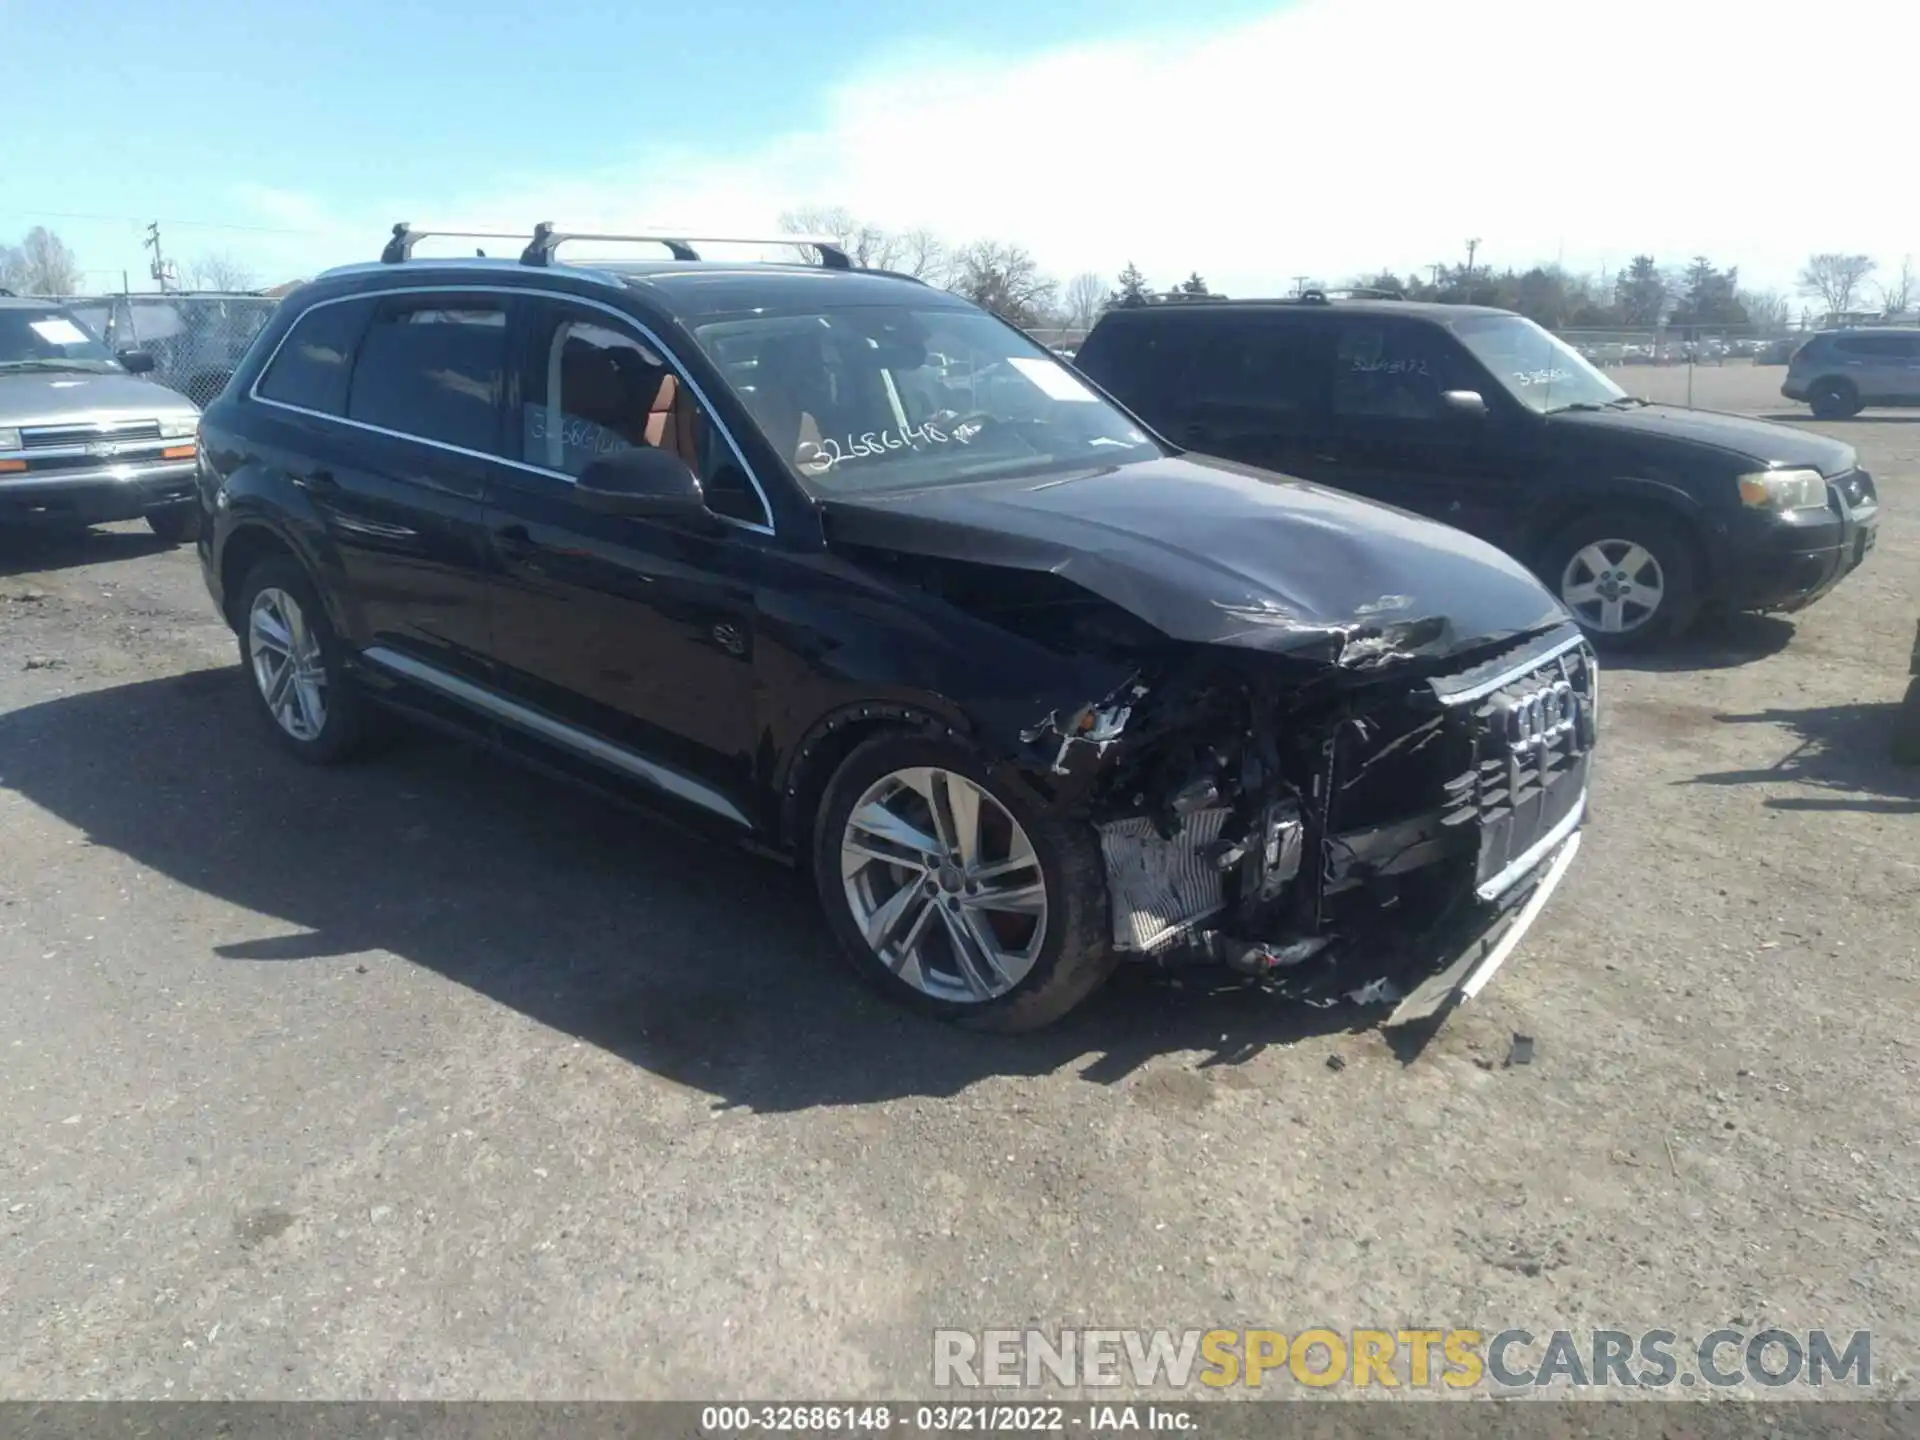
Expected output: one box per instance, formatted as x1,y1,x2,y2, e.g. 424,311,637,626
218,522,347,639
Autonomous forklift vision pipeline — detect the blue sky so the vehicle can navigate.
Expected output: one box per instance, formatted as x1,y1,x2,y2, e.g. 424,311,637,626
5,0,1914,299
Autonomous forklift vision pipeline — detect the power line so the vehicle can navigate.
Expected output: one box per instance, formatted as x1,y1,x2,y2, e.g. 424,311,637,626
0,209,316,236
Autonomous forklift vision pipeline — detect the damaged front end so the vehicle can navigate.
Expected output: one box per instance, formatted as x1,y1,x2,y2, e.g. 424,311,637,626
1030,624,1598,1025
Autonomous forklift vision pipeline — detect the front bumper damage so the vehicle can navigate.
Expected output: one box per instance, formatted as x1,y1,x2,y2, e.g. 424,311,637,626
1050,624,1597,1025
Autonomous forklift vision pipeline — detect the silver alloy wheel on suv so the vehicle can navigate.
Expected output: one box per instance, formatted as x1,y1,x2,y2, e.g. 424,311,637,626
248,586,329,741
839,765,1049,1003
1559,539,1665,635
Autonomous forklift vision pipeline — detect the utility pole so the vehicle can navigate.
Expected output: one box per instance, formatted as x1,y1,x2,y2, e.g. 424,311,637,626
1464,237,1481,291
1428,263,1443,288
145,221,169,292
1291,275,1310,297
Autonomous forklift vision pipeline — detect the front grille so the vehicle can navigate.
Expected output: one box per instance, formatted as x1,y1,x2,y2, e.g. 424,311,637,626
1439,640,1597,896
1833,468,1875,510
20,420,162,450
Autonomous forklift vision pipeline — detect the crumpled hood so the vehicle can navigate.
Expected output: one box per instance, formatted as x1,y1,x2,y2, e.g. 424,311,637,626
0,368,197,427
818,454,1569,665
1548,403,1855,474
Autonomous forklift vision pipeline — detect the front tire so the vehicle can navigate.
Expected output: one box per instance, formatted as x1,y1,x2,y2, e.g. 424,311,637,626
812,731,1117,1032
235,556,371,764
1543,513,1699,650
1808,378,1862,419
146,503,198,545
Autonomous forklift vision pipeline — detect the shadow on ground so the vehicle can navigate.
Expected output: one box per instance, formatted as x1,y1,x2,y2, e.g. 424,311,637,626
1606,610,1797,674
0,669,1393,1114
0,524,176,580
1686,700,1920,814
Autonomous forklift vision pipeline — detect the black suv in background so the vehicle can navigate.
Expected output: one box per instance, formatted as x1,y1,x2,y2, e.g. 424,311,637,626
1074,297,1880,648
193,227,1597,1032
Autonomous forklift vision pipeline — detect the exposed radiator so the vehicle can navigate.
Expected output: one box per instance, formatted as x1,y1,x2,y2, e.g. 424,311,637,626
1098,807,1231,952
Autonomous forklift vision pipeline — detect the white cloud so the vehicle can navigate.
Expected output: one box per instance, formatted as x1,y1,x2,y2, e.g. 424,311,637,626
261,0,1918,294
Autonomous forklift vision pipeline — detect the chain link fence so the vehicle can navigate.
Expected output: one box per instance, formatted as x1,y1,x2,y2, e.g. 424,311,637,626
52,292,283,407
1554,325,1811,369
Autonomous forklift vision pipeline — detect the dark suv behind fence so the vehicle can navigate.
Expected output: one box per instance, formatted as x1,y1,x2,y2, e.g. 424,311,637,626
190,227,1598,1032
1074,296,1878,649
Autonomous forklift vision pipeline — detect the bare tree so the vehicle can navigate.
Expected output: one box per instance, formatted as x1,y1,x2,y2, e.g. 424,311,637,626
1739,288,1792,332
187,251,259,291
1063,272,1106,333
777,205,902,270
1876,254,1914,316
950,241,1056,328
1796,253,1876,319
897,228,950,285
1,226,81,295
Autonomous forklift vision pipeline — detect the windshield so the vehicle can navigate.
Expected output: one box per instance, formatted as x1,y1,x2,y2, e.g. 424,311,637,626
0,306,121,372
690,305,1160,492
1452,314,1628,414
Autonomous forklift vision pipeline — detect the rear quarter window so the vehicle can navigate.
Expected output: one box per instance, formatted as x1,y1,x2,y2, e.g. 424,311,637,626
1076,313,1325,427
255,298,375,416
345,302,508,454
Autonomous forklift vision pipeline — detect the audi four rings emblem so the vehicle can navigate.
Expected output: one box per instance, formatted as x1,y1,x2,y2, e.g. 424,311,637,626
1499,679,1578,753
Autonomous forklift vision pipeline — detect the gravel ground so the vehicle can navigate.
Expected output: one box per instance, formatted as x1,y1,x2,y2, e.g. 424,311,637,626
2,365,1916,1401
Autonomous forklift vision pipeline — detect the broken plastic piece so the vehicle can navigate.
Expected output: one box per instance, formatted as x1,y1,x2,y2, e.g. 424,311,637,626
1345,976,1404,1008
1220,935,1329,977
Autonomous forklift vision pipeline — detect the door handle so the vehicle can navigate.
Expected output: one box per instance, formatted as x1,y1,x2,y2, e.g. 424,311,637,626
295,467,336,491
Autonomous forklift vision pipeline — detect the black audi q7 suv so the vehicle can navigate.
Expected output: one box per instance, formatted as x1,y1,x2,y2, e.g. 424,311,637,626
192,225,1598,1032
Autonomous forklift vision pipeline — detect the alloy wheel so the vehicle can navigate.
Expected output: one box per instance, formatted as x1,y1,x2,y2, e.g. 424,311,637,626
839,766,1048,1004
1560,539,1665,635
248,586,328,742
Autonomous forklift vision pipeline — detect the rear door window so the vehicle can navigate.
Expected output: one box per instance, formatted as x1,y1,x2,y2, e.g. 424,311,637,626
1185,313,1326,421
1082,313,1326,429
345,300,509,453
255,298,375,416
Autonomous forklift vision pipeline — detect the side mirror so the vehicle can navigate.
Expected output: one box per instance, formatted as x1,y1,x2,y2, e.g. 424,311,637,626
1440,389,1488,417
575,445,713,523
118,348,156,375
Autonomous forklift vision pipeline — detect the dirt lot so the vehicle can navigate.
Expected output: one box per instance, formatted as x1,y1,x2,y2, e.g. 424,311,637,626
2,364,1916,1401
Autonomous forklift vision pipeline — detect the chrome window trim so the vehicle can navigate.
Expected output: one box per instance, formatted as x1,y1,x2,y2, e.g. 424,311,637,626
360,646,752,829
245,284,777,537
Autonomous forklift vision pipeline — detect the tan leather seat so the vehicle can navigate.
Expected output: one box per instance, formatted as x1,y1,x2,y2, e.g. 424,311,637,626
645,373,678,451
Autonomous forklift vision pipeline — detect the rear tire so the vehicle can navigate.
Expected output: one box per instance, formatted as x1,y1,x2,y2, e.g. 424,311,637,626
234,556,371,765
811,731,1117,1032
1542,512,1700,651
1808,378,1862,419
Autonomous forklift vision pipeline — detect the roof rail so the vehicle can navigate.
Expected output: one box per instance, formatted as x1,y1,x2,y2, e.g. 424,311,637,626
379,222,853,270
1296,286,1404,304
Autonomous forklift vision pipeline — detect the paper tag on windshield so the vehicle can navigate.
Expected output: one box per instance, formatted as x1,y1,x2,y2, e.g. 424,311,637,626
29,318,89,346
1008,357,1098,402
